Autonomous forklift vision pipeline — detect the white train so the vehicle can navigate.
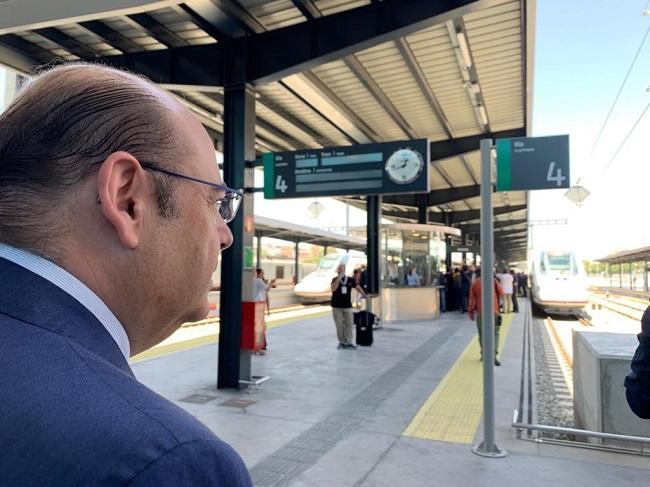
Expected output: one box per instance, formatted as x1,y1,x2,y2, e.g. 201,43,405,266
294,252,367,303
529,249,589,315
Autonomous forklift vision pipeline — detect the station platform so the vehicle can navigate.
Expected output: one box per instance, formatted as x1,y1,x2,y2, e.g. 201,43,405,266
131,306,650,486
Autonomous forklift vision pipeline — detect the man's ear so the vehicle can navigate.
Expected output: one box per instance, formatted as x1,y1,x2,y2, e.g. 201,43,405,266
96,152,148,249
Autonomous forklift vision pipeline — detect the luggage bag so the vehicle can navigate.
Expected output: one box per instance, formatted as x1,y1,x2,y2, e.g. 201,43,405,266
354,310,375,346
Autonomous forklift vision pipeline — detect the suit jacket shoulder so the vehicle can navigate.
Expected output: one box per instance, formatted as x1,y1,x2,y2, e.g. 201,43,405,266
0,258,251,486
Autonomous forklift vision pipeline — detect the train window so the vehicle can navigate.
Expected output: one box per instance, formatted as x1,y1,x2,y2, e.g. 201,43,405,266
317,254,342,270
276,266,285,279
547,253,571,271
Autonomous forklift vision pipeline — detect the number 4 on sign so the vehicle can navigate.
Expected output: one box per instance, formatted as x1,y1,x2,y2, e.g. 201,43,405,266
546,161,566,187
275,176,288,193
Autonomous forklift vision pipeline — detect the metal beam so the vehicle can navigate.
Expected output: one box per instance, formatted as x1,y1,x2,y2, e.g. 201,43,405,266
94,0,490,86
461,154,479,184
0,0,185,35
168,4,228,41
200,91,308,149
382,203,526,224
456,218,527,235
101,44,224,86
429,128,526,161
186,0,265,35
298,72,380,143
343,55,416,139
469,227,527,240
290,0,321,20
0,41,39,73
247,0,485,85
0,34,54,64
78,20,143,53
32,27,102,58
395,37,454,138
254,91,338,147
125,12,189,47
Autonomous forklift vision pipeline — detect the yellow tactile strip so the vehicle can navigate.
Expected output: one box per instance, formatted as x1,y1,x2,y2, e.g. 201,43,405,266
129,310,331,364
402,314,513,444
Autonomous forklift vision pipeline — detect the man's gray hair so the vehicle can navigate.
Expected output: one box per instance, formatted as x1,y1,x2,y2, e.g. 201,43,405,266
0,63,181,253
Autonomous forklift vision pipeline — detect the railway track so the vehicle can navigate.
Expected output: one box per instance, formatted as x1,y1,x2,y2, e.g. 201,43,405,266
589,294,645,321
181,303,326,328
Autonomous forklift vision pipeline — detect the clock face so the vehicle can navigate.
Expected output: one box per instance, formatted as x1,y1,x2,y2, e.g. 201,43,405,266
385,148,424,185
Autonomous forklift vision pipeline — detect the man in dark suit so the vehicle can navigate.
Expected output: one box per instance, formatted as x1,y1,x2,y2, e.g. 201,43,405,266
0,64,251,485
625,305,650,419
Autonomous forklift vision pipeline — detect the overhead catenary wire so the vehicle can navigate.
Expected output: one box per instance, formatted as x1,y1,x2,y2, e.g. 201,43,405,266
577,20,650,184
599,101,650,176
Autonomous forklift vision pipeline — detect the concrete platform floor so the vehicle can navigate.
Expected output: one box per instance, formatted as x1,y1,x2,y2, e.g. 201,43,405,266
132,308,650,486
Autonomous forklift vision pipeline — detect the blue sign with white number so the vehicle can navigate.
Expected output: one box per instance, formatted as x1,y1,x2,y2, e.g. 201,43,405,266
496,135,570,191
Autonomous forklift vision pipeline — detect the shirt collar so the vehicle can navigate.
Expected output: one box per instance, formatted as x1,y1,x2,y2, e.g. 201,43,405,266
0,243,131,359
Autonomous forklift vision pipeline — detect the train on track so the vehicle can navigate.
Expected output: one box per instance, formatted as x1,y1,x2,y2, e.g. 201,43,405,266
294,252,367,304
529,249,589,315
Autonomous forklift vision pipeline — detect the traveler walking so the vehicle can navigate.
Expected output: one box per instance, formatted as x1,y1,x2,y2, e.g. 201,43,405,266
468,268,504,366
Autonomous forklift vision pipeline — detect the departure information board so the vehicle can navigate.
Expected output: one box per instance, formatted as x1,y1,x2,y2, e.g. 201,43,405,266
263,139,429,199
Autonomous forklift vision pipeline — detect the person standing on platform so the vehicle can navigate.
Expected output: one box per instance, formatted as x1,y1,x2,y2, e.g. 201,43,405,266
445,268,456,312
438,269,447,312
0,64,251,486
453,267,463,312
625,303,650,418
519,272,528,297
468,268,504,366
253,268,276,354
510,269,519,313
460,264,472,313
331,264,367,349
498,268,514,313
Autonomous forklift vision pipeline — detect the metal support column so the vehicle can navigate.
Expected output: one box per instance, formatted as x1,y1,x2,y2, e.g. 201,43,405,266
472,138,506,458
417,194,428,224
445,212,452,270
367,195,381,299
294,241,300,284
629,260,633,290
644,261,648,292
619,264,622,289
256,235,262,270
218,74,256,388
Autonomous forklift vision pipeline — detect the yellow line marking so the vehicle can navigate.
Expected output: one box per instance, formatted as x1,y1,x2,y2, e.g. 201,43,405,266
129,309,332,364
402,314,513,444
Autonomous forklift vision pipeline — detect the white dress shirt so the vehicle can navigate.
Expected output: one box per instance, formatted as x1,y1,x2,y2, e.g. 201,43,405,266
0,243,130,358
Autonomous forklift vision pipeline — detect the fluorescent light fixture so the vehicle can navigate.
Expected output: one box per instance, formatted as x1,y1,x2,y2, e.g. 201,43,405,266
478,105,488,125
456,31,472,68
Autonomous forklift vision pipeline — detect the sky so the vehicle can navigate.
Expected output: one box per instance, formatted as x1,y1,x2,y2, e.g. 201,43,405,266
530,0,650,259
0,1,648,259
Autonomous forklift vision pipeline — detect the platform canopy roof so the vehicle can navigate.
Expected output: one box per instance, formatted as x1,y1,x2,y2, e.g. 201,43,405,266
0,0,534,262
255,215,365,250
595,247,650,265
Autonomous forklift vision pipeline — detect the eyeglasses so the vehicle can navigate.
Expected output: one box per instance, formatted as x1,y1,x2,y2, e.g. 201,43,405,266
140,162,243,223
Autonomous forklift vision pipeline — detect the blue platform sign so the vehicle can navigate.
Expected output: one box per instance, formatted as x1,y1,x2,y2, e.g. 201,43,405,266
496,135,570,191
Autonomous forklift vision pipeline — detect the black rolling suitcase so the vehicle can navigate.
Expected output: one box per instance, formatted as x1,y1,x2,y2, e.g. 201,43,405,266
354,310,375,346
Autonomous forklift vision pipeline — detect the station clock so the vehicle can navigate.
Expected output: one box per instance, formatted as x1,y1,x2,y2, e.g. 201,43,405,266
384,147,425,184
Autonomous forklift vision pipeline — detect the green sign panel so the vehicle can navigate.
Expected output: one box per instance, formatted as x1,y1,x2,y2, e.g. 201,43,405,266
263,139,430,199
496,135,570,191
244,246,254,270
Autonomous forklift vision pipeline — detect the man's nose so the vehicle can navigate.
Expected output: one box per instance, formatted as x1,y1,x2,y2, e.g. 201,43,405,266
219,220,234,251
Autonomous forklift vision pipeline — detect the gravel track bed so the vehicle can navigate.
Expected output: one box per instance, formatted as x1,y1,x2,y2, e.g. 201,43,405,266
533,316,575,436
